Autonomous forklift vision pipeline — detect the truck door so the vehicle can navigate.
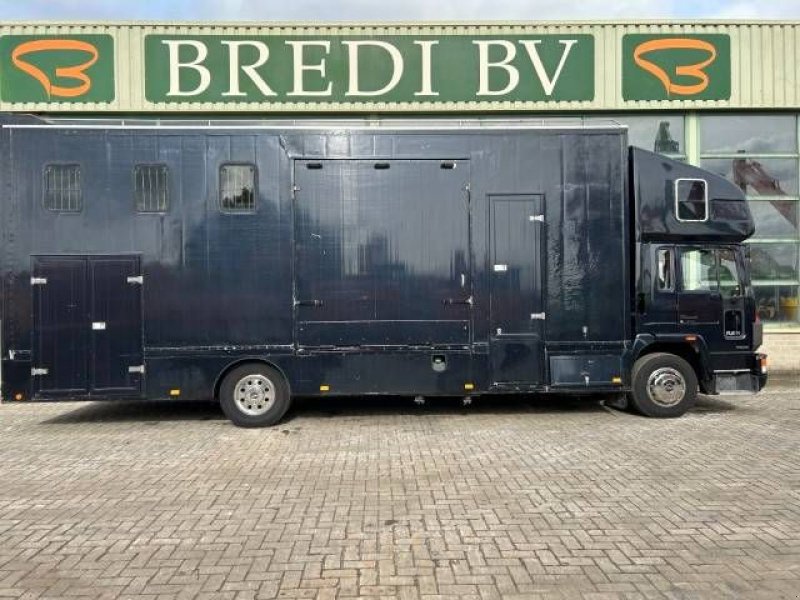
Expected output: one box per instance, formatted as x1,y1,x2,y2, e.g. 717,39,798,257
677,247,746,353
31,257,89,396
32,256,143,397
489,195,545,385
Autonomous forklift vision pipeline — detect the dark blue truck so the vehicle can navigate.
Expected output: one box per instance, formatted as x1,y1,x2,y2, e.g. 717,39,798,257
0,117,767,426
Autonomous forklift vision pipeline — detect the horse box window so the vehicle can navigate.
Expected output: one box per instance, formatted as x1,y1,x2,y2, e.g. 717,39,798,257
134,164,169,212
675,178,708,222
43,164,82,212
220,164,256,212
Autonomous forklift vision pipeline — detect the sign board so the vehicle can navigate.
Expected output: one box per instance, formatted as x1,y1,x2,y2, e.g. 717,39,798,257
0,34,115,103
622,34,731,101
0,25,748,111
144,34,595,104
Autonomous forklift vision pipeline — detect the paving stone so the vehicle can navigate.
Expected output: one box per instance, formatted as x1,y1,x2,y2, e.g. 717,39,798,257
1,381,799,599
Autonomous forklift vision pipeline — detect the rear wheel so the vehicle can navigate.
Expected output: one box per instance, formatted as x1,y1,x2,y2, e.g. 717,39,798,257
218,363,291,427
629,353,697,418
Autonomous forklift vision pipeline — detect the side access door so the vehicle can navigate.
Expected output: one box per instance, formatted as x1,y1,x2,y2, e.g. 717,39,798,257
31,255,144,397
489,195,546,386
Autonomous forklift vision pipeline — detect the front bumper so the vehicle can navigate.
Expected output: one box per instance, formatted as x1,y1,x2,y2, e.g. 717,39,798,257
713,353,768,395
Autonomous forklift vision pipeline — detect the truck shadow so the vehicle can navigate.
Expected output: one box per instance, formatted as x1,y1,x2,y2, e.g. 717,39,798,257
40,393,739,425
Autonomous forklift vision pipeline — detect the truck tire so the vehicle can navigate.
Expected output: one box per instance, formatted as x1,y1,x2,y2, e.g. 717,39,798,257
218,363,291,427
629,352,698,418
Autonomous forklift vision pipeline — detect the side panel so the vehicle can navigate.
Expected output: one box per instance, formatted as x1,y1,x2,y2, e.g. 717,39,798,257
32,257,89,395
294,159,471,348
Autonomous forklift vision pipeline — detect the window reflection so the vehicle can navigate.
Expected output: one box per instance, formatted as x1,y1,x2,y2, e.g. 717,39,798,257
701,158,798,196
700,115,797,154
609,114,684,155
747,243,800,282
749,201,799,240
755,285,800,323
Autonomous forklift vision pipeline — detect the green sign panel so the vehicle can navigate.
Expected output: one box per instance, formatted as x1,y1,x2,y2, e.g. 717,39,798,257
144,34,595,104
0,34,114,103
623,34,730,101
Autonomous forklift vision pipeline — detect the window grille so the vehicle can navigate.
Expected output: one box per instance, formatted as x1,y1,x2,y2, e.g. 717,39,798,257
44,164,82,212
134,164,169,212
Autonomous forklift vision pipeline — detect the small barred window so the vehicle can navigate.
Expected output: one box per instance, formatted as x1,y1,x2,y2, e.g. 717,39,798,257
44,164,82,212
220,164,256,212
134,165,169,212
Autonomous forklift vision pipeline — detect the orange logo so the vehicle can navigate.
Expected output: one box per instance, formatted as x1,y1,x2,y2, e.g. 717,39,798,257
633,38,717,96
11,39,99,98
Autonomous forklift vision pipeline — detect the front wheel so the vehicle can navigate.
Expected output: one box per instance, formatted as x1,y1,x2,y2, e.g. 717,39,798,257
629,353,698,418
218,363,291,427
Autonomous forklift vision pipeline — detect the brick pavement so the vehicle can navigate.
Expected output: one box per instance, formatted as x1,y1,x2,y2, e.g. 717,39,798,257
1,380,799,599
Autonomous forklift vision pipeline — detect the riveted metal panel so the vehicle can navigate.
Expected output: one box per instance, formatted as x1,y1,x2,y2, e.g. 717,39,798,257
0,21,798,113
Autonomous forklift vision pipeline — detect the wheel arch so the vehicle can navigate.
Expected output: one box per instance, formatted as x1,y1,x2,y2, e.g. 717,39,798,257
213,358,291,403
632,335,712,392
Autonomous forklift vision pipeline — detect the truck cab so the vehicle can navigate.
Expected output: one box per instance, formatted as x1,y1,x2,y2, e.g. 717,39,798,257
629,148,767,416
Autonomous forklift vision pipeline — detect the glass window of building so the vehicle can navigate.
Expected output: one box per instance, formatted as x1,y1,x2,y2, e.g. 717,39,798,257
700,114,800,326
609,114,685,158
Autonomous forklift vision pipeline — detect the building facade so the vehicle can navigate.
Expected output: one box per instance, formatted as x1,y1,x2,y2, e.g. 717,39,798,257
1,21,799,369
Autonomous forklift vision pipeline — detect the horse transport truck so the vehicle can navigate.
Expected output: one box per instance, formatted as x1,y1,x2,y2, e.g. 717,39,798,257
0,117,767,426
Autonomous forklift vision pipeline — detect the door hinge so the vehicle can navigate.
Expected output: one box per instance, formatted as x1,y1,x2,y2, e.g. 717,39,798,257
127,275,143,285
31,367,49,376
529,215,545,223
128,365,145,374
530,312,546,320
30,277,47,285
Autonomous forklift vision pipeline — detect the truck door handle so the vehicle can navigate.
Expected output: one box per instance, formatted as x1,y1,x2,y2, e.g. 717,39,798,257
295,300,323,307
679,314,698,321
443,296,473,306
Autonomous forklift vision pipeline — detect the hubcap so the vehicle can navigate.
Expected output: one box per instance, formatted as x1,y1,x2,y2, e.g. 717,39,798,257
234,374,275,416
646,367,686,407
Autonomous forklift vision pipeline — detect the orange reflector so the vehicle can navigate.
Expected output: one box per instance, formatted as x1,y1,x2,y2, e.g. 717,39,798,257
759,355,768,373
14,393,23,401
169,389,181,397
320,384,330,392
685,335,698,342
611,376,622,384
464,383,475,391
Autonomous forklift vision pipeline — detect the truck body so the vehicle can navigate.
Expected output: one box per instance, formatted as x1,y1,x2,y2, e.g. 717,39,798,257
0,117,767,425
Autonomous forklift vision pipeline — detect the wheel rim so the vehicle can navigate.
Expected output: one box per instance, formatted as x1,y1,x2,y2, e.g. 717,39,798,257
233,374,276,416
646,367,686,407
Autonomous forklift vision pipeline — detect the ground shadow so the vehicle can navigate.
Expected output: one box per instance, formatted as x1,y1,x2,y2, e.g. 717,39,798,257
41,393,618,425
42,400,225,425
38,390,748,426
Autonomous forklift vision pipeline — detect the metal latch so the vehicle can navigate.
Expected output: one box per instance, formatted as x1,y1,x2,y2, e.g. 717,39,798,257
30,277,47,285
92,321,107,330
530,312,546,320
127,275,143,285
529,215,545,222
31,367,49,376
128,365,145,374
